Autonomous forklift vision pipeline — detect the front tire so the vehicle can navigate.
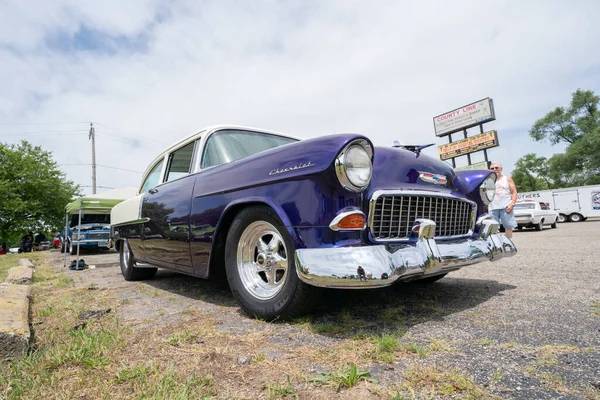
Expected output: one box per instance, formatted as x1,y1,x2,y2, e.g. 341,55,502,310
69,240,77,255
225,206,321,320
120,240,157,281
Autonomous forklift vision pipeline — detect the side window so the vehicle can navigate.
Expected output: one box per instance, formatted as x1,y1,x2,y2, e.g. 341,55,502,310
140,159,164,192
201,129,297,169
166,141,196,182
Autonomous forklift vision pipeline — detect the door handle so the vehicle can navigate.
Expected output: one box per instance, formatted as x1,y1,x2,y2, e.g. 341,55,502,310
148,188,158,194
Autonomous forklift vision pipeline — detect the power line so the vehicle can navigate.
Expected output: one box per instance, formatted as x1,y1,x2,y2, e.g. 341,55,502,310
93,122,171,145
0,121,89,126
59,163,143,173
0,130,87,136
95,131,162,151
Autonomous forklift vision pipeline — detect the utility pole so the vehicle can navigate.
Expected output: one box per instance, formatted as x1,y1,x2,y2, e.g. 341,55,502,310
89,123,97,194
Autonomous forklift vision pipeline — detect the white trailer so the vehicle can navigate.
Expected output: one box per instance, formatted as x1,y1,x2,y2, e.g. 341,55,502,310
517,185,600,222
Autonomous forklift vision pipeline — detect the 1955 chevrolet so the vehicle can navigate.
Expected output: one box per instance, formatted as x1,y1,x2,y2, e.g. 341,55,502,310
111,125,516,319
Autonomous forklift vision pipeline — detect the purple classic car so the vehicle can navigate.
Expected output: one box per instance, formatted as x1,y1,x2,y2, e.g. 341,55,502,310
111,125,516,319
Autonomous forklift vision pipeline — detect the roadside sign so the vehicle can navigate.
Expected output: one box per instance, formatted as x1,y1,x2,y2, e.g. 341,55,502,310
433,98,495,137
438,130,499,161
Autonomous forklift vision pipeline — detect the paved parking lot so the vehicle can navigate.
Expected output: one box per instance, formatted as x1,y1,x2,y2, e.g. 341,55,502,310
49,220,600,399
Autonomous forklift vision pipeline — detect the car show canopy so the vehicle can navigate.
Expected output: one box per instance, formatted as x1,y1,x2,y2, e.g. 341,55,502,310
65,187,138,214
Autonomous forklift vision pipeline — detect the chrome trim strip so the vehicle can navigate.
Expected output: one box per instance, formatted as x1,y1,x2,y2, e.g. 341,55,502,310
329,210,367,231
295,218,517,289
111,218,150,228
367,189,477,242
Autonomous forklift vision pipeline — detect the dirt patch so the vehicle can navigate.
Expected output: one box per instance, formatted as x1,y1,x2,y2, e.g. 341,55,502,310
7,222,600,399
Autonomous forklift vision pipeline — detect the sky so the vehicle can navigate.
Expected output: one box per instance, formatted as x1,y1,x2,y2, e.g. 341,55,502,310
1,0,598,196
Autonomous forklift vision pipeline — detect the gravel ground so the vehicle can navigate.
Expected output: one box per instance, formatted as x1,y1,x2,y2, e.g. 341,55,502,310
48,220,600,399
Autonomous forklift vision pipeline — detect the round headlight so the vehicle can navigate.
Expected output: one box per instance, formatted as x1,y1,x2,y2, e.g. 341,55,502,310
345,145,372,187
480,174,496,205
335,140,373,192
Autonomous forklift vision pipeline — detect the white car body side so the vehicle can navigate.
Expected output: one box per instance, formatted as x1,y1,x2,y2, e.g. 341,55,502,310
513,201,559,229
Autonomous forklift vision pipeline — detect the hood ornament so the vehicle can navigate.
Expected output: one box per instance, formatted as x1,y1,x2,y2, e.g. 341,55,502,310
418,171,447,185
393,141,435,157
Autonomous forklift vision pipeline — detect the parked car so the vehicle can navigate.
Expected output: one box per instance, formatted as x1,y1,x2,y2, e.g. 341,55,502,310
513,200,559,231
61,214,112,255
111,125,517,319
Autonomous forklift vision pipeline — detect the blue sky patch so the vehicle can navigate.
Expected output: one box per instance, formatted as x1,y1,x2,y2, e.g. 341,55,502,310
45,23,151,56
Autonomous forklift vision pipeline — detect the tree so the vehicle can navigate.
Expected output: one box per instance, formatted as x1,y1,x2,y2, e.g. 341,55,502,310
0,141,80,246
513,89,600,191
511,153,551,192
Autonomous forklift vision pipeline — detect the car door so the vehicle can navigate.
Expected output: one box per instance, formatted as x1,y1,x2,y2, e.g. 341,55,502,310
141,140,197,272
538,202,553,224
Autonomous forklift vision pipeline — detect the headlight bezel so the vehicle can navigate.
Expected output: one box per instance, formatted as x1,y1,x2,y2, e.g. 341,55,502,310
335,139,374,192
479,173,496,205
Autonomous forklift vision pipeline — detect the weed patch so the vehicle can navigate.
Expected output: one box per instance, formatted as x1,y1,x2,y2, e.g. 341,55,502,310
311,363,373,392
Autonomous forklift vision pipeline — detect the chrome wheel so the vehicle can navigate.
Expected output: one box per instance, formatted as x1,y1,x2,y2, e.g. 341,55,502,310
237,221,288,300
558,214,566,223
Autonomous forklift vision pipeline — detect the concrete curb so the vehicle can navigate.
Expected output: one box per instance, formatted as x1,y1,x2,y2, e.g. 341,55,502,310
0,259,35,359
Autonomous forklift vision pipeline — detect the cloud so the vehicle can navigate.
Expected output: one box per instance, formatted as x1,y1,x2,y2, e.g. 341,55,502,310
1,0,599,195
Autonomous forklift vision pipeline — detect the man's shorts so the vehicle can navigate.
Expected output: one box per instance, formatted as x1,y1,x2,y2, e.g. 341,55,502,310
491,208,518,229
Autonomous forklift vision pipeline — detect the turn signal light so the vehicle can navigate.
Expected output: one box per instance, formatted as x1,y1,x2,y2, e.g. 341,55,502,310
337,214,365,230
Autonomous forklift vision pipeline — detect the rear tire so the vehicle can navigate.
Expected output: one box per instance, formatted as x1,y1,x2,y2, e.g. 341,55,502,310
535,221,543,231
120,240,157,281
558,214,567,223
569,213,583,223
225,206,321,320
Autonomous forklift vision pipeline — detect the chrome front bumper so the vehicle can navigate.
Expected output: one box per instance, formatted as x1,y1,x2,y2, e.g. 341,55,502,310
295,217,516,288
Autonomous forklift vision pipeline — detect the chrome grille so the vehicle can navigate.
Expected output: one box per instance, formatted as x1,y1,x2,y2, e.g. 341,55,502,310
88,232,109,240
370,194,474,240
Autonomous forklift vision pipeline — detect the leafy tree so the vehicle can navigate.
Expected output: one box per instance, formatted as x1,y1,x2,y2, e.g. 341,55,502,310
514,89,600,191
511,153,552,192
0,141,80,246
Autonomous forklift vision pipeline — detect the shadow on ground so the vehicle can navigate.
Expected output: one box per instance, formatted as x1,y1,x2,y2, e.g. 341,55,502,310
143,270,516,338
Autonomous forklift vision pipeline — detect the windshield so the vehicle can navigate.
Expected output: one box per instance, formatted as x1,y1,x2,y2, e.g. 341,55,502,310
514,203,535,210
201,129,297,169
69,214,110,228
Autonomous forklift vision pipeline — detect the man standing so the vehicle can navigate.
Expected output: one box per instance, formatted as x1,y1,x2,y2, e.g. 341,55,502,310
489,162,518,239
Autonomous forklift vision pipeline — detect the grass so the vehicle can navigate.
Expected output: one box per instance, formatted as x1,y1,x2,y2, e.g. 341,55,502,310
404,343,428,357
265,376,297,399
166,329,201,346
311,363,373,392
591,300,600,316
48,320,124,368
0,252,45,281
403,365,487,398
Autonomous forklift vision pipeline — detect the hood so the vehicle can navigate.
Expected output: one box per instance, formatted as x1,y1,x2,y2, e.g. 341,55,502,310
196,134,371,196
369,147,457,195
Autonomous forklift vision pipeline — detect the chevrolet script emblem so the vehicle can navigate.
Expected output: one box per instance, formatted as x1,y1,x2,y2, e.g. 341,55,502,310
419,171,447,185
